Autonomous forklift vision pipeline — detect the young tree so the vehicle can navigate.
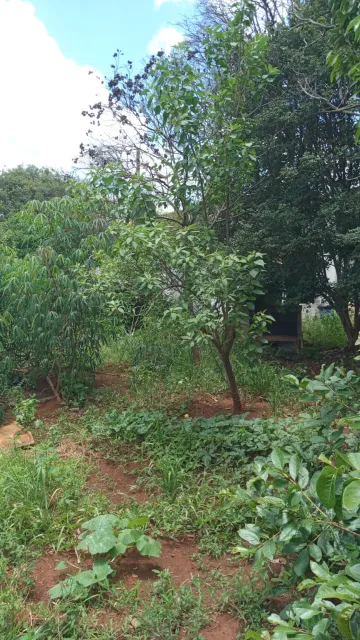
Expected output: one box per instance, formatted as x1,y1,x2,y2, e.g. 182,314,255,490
78,3,276,234
98,222,270,413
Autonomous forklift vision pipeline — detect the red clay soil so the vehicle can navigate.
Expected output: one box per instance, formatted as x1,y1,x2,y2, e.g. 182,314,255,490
188,391,271,419
94,363,129,393
201,613,240,639
87,457,148,504
30,541,245,603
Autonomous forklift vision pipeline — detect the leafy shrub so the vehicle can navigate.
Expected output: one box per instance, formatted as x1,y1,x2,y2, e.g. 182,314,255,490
302,311,347,349
234,449,360,640
50,513,160,599
14,395,38,428
90,408,348,471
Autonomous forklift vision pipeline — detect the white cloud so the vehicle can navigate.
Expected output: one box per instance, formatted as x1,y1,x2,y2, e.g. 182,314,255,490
0,0,107,170
155,0,194,7
148,26,185,55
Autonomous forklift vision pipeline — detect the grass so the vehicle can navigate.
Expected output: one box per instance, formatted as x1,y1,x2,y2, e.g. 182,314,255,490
302,311,347,349
1,318,346,639
101,322,298,415
0,447,89,562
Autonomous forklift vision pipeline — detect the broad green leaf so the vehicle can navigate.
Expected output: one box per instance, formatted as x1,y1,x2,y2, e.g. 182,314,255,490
289,455,300,480
316,466,337,508
110,541,128,558
343,481,360,510
81,514,124,531
49,577,78,599
298,466,310,489
55,561,67,570
136,535,161,557
279,523,299,542
77,528,118,555
239,529,260,545
93,559,113,580
337,606,356,640
348,454,360,473
271,448,285,470
294,548,309,577
345,564,360,582
310,561,330,580
118,529,143,546
76,570,97,587
309,543,322,562
128,516,148,528
262,539,276,560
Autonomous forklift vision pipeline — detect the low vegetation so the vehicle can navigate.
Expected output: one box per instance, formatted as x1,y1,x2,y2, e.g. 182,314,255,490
1,0,360,637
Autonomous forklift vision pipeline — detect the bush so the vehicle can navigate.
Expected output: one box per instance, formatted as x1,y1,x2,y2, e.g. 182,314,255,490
302,312,347,349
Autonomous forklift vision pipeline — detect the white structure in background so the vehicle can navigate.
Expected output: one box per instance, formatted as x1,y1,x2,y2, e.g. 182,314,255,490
301,264,337,317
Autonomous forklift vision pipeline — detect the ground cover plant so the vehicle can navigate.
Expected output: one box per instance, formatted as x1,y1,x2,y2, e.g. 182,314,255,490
1,0,360,636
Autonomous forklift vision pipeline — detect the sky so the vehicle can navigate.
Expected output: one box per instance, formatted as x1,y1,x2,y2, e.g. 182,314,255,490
0,0,195,171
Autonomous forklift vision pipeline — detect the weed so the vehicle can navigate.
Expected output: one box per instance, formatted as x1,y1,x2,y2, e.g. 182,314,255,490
122,569,209,639
0,448,88,561
220,574,271,632
302,311,347,349
14,395,39,428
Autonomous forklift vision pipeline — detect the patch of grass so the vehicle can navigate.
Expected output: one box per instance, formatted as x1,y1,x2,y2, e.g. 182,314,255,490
302,312,347,349
122,569,209,639
0,447,88,561
101,321,298,414
220,573,270,633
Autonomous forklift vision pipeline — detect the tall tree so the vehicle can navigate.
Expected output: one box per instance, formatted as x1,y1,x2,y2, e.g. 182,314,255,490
230,0,360,347
0,165,68,219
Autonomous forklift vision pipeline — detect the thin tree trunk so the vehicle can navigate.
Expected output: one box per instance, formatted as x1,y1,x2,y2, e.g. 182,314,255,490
46,375,61,402
336,306,358,349
219,349,242,414
192,344,201,366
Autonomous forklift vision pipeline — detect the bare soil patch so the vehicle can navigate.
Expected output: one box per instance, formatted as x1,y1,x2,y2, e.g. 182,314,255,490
201,613,240,639
188,391,270,419
87,456,148,504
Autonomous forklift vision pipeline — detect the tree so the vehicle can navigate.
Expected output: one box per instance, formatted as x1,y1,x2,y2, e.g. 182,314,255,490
0,165,68,219
0,197,113,400
78,4,276,235
230,0,360,347
328,0,360,133
98,222,271,413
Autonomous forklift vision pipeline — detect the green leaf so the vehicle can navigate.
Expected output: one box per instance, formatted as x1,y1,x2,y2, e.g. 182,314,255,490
309,543,322,562
262,539,276,560
289,455,300,480
271,448,285,469
239,528,260,545
294,548,309,577
348,453,360,472
77,528,118,555
81,514,124,531
55,561,67,571
337,606,356,640
49,577,78,599
118,529,143,546
343,481,360,510
298,466,310,489
93,559,113,581
316,466,337,508
76,570,97,587
310,561,330,580
279,523,299,542
136,535,161,557
345,564,360,582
